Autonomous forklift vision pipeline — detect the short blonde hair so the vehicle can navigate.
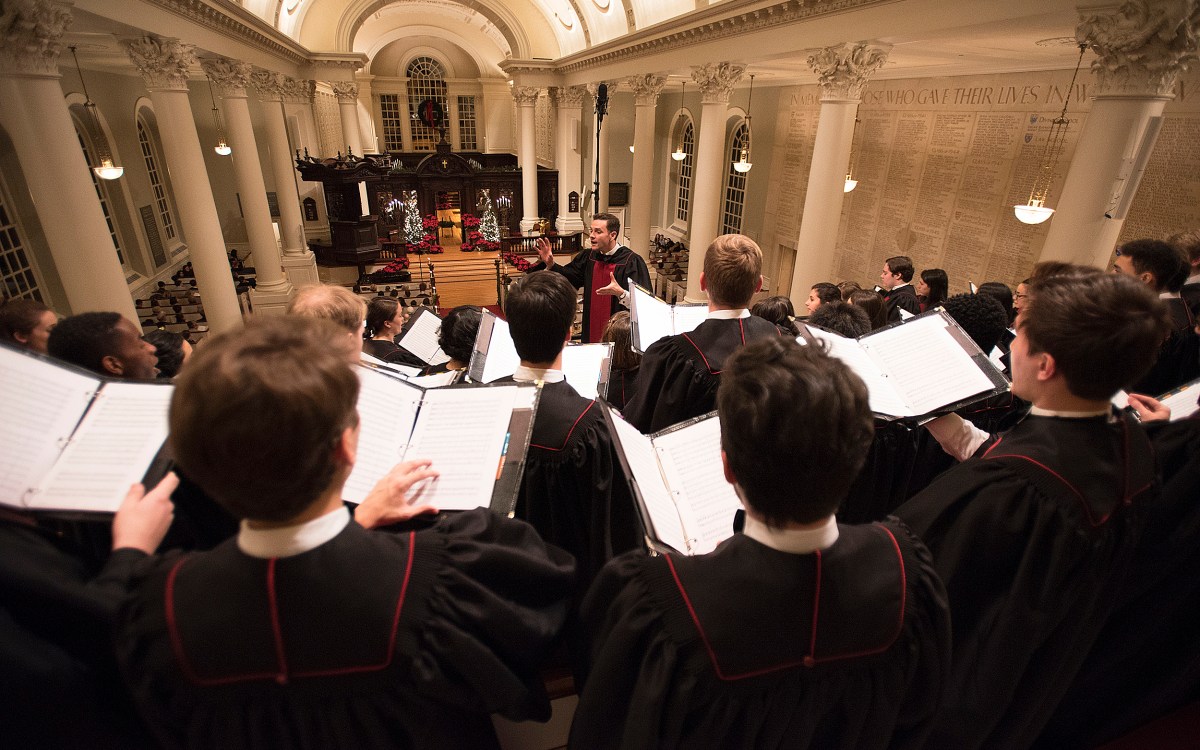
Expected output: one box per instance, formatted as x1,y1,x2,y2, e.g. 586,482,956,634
703,234,762,307
286,284,366,334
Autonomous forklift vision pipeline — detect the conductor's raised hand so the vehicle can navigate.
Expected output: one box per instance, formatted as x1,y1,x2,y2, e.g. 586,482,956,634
535,236,555,267
596,276,625,297
112,471,178,554
355,459,440,529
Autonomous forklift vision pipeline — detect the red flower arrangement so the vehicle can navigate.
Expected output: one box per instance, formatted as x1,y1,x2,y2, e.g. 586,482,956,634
380,256,409,273
502,252,532,272
411,215,444,255
459,213,499,253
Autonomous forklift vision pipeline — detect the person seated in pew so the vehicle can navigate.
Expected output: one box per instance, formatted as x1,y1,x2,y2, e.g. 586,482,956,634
116,317,576,750
599,311,642,411
47,312,159,380
501,273,641,589
622,234,779,434
0,298,57,354
894,270,1171,750
421,305,482,376
571,337,951,750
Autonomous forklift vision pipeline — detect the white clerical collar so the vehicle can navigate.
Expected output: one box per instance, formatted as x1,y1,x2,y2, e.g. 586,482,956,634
238,506,350,559
1029,405,1110,419
743,513,838,554
707,308,751,320
513,364,566,383
598,244,623,258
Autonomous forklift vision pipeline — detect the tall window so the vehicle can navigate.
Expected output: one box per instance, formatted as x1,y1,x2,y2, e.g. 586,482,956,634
379,94,404,151
0,180,43,301
675,121,695,223
406,57,447,150
722,121,751,235
75,129,129,270
137,117,177,245
458,95,478,150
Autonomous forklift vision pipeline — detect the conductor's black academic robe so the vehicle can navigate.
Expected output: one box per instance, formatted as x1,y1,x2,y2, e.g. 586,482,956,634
529,245,651,343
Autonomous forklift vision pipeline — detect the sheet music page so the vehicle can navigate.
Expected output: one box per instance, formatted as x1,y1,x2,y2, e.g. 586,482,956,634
806,327,909,416
404,370,459,389
1161,380,1200,421
343,367,423,504
898,307,915,321
561,344,611,400
654,416,742,555
861,315,995,416
399,309,451,365
477,315,521,383
372,360,424,378
1110,390,1130,410
34,382,174,513
988,345,1007,372
671,305,709,337
404,386,518,510
608,411,691,554
0,348,98,505
631,285,674,352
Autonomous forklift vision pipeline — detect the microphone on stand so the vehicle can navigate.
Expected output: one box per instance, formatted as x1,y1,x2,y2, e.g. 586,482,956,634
595,83,609,123
593,83,609,215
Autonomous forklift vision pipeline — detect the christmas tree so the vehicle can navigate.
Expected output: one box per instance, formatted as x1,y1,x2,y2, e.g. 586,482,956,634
479,193,500,244
402,191,423,249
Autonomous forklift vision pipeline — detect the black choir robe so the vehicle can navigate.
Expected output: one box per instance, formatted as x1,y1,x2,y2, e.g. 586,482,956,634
622,316,780,434
836,420,920,524
882,285,920,322
508,379,642,588
529,245,651,343
363,339,427,369
570,522,951,750
895,411,1154,750
0,514,151,748
1130,297,1199,396
605,366,640,412
1036,415,1200,748
117,510,575,750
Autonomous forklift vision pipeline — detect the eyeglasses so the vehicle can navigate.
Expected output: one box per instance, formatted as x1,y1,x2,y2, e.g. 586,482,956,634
1014,293,1028,300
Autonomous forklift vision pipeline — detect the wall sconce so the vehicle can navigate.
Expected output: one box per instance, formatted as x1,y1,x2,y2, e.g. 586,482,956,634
1013,44,1086,224
672,81,687,161
207,79,232,156
844,117,861,192
69,46,123,180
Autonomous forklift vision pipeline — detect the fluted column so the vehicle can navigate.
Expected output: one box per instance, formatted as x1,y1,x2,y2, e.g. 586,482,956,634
627,74,667,258
587,81,614,212
0,0,136,319
685,63,745,301
123,37,242,332
252,71,319,286
1040,3,1199,268
514,86,540,233
203,58,293,315
553,85,587,234
331,81,363,156
790,43,889,304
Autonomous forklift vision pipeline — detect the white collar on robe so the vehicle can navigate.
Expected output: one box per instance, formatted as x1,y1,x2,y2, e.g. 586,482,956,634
238,506,350,559
743,513,839,554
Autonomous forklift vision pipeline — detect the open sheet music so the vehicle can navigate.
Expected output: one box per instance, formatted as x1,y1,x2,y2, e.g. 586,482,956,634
629,284,708,353
397,308,451,366
804,309,1008,421
604,406,743,556
343,364,538,513
468,309,613,398
1157,377,1200,421
0,344,173,514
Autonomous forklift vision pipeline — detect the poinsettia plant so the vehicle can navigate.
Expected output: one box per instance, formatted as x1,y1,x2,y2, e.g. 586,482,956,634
502,252,532,272
459,213,499,252
411,214,444,255
380,256,409,273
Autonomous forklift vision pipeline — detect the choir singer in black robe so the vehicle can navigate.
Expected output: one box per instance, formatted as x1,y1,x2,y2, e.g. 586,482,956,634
531,212,651,343
116,317,575,750
571,337,951,750
895,271,1172,750
622,233,779,433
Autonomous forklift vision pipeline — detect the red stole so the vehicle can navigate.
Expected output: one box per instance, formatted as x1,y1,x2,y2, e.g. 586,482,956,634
587,258,616,344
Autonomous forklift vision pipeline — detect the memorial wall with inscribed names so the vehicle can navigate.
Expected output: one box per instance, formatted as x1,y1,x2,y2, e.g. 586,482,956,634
762,69,1198,293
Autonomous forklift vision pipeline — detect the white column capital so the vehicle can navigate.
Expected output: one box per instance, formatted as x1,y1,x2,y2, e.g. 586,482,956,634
123,36,196,91
330,80,358,103
806,42,890,100
282,77,315,104
201,56,253,98
250,69,288,102
1077,1,1200,97
627,74,667,106
512,85,540,106
586,80,614,101
551,84,587,109
0,0,72,77
691,63,745,105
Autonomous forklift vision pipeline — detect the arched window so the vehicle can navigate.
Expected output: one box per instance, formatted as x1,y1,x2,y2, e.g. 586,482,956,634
0,173,44,302
675,120,695,224
722,120,751,235
137,112,180,262
406,56,447,150
71,111,131,275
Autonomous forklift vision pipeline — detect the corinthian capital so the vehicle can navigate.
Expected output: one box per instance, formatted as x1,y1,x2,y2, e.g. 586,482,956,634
512,85,540,106
551,85,586,109
0,0,72,77
1077,0,1200,97
282,77,315,104
807,42,890,100
627,74,667,106
122,36,196,91
250,69,288,101
201,57,253,97
330,81,358,102
691,63,745,104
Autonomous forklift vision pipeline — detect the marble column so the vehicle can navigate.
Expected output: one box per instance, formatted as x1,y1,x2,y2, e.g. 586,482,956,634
252,71,319,286
627,74,667,258
123,37,243,333
553,85,587,234
789,43,889,304
0,0,136,320
397,82,414,152
1039,3,1198,268
587,81,614,213
513,86,540,233
203,58,293,315
447,86,462,150
685,63,745,302
331,81,363,156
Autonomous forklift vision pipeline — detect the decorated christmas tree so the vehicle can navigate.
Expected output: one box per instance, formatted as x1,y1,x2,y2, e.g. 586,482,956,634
403,191,423,248
478,190,500,244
